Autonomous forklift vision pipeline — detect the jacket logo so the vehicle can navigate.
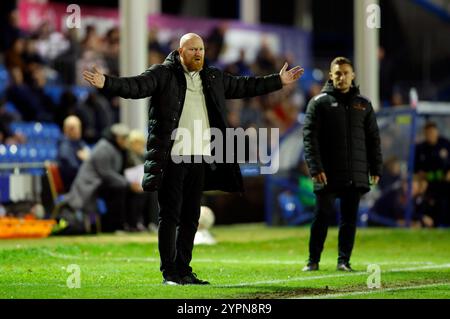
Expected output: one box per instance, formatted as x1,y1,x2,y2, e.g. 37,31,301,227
352,103,366,111
331,102,338,107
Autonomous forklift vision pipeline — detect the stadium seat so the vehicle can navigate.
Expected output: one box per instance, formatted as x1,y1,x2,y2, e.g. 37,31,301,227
10,123,61,159
45,161,65,198
46,162,102,233
0,64,9,95
4,102,20,117
72,86,93,102
278,192,314,225
43,85,93,104
44,86,64,104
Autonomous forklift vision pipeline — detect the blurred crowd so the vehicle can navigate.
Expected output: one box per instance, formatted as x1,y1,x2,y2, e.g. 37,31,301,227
369,122,450,228
0,7,310,232
1,7,448,230
0,11,121,145
0,8,310,148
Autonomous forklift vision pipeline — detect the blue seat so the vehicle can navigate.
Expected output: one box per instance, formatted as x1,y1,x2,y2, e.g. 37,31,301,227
0,175,10,203
27,145,39,162
0,64,9,94
4,102,19,115
278,192,315,225
72,86,93,102
11,123,31,136
7,144,20,163
44,86,64,104
10,122,61,146
0,144,9,163
44,85,93,105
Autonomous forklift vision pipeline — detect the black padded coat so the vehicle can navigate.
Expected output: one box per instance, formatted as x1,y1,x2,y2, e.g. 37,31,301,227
101,50,283,192
303,80,382,193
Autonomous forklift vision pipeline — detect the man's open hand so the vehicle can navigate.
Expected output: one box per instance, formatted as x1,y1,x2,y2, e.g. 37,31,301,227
82,65,105,89
279,62,304,86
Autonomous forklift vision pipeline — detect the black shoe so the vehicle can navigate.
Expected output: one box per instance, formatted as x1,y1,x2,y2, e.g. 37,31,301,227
162,274,181,285
180,273,210,285
337,262,354,272
302,262,319,272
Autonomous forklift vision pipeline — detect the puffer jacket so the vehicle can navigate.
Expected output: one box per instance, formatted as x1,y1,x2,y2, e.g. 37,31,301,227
102,50,283,192
303,80,382,193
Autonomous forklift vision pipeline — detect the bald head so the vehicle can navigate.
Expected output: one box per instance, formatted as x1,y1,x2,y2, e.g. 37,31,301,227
63,115,82,141
179,33,203,49
178,33,205,72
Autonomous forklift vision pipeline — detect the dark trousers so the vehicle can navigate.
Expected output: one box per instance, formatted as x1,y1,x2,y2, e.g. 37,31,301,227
157,158,205,278
99,186,127,232
308,188,361,264
126,191,159,228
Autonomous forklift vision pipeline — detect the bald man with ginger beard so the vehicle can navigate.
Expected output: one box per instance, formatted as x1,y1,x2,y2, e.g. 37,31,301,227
83,33,305,285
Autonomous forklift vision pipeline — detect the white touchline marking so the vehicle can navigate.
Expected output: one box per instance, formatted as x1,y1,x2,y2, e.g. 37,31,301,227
389,264,450,272
294,282,450,299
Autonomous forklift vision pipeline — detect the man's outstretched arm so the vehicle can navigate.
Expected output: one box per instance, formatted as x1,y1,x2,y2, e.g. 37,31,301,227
223,62,304,99
83,65,164,99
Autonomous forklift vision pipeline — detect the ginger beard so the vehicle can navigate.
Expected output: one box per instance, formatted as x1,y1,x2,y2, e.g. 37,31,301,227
178,36,205,72
182,54,204,72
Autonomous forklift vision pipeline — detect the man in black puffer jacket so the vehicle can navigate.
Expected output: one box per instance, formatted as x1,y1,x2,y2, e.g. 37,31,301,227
302,57,382,272
83,33,304,285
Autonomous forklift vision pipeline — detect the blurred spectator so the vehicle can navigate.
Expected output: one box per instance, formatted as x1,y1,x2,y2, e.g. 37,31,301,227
53,28,82,85
205,25,227,65
226,99,243,128
379,156,402,191
126,130,146,167
224,49,252,76
370,175,432,228
76,25,108,85
6,66,55,122
390,90,405,107
55,90,79,130
33,21,70,63
104,27,120,77
254,39,278,75
5,38,27,74
62,123,143,232
0,96,25,145
414,121,450,227
76,50,108,86
0,8,24,53
23,36,46,66
265,90,299,133
240,98,264,129
125,130,159,232
57,115,90,189
76,92,114,144
148,27,168,66
81,25,100,52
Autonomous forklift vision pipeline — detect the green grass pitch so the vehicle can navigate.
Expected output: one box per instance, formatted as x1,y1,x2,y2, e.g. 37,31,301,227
1,224,450,299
